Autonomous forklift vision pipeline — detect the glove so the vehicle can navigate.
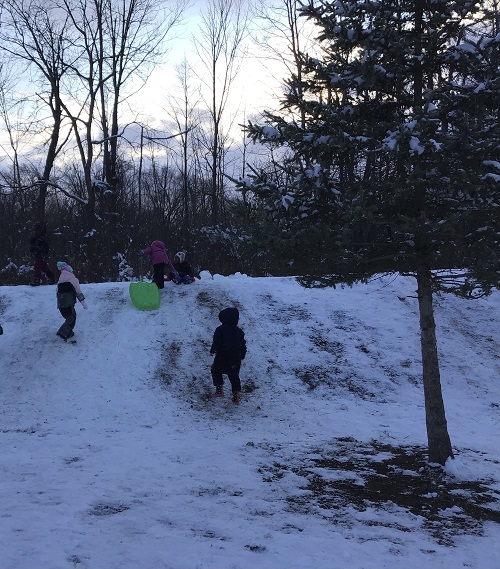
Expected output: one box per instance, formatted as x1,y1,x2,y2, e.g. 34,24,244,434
171,271,182,284
81,300,88,310
182,275,193,284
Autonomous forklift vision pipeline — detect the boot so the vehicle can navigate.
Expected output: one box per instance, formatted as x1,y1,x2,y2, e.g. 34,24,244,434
57,319,74,340
57,330,75,341
212,385,224,398
232,392,241,405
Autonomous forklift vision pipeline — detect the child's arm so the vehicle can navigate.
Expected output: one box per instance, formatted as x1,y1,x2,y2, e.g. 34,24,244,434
76,291,88,309
210,327,223,355
241,330,247,360
66,273,83,295
165,256,176,274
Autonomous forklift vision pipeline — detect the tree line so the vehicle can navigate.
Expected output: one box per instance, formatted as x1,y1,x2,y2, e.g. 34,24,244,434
0,0,264,281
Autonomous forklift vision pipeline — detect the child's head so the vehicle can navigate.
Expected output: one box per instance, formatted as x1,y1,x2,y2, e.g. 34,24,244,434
219,307,239,325
57,261,73,273
174,251,186,264
151,240,166,250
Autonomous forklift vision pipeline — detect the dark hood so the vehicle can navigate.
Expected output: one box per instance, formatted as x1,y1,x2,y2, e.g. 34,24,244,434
218,307,239,326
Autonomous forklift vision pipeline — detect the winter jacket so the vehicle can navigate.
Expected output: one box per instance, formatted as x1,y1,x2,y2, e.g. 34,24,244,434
142,241,175,272
210,307,247,366
30,234,50,261
57,269,84,309
170,260,195,281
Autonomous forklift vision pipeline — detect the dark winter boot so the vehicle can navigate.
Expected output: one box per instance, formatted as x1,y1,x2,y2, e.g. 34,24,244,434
232,392,241,405
57,319,74,340
212,385,224,398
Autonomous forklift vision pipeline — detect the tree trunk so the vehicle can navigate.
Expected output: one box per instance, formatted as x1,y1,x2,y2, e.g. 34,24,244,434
416,262,454,465
37,96,62,221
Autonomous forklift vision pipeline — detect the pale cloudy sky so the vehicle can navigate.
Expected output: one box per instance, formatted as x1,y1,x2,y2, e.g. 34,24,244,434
136,0,287,139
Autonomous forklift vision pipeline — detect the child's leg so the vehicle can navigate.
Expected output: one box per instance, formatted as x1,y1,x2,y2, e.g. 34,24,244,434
44,265,56,283
152,263,165,289
68,306,77,332
33,260,44,279
57,306,77,339
227,372,241,395
228,373,241,404
211,365,224,387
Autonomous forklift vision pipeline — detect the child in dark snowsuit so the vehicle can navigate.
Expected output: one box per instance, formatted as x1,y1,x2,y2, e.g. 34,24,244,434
29,221,56,286
169,251,195,284
210,307,247,404
139,240,178,289
56,261,88,340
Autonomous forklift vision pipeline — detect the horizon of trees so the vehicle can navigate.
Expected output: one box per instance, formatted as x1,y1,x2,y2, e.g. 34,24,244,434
0,0,272,281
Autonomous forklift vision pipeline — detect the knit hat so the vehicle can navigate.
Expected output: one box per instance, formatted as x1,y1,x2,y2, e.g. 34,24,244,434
175,251,186,263
57,261,73,273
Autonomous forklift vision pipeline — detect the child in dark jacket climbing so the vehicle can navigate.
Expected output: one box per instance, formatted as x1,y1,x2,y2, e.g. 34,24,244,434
210,307,247,404
29,221,56,286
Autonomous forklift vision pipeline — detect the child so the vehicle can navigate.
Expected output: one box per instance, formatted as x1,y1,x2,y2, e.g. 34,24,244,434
139,240,178,289
29,221,56,286
56,261,88,340
170,251,195,284
210,307,247,404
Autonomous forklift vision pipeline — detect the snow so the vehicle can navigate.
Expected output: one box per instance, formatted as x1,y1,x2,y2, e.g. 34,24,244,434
409,136,425,155
0,273,499,569
260,126,281,140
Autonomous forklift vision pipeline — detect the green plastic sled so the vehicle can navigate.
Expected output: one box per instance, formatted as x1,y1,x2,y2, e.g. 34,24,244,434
129,281,161,311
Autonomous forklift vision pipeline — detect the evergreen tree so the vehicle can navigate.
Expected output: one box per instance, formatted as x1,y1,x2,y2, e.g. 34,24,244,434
242,0,500,464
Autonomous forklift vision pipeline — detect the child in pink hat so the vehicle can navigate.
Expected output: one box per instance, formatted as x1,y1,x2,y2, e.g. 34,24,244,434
56,261,88,340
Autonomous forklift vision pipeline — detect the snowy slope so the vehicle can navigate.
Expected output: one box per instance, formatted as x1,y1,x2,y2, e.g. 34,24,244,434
0,273,499,569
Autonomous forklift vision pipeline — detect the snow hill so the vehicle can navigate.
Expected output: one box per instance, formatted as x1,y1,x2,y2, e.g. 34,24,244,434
0,273,499,569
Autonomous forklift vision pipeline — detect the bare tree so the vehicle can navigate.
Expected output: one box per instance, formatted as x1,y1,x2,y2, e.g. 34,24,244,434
94,0,188,216
193,0,249,225
0,63,28,192
251,0,318,128
0,0,73,220
166,57,201,243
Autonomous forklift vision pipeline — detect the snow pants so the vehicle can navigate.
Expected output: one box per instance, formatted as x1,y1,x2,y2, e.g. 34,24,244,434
34,259,55,282
57,305,77,339
152,263,165,289
211,360,242,394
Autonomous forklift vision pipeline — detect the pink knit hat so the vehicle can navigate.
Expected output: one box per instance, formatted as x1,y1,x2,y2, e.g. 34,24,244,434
57,261,73,273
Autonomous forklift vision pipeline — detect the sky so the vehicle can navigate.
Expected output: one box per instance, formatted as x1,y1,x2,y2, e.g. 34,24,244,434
0,271,499,568
140,0,287,137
